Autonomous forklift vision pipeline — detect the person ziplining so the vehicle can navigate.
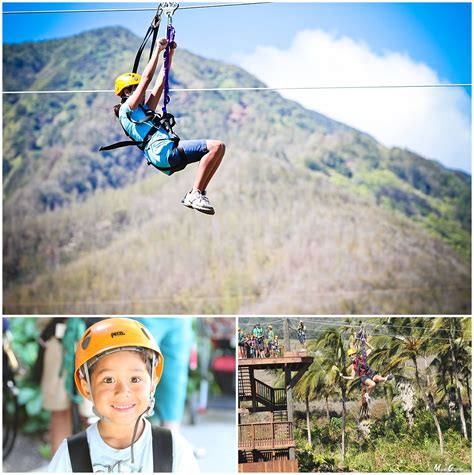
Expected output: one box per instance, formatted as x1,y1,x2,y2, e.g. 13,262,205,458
340,334,393,405
100,3,225,215
297,320,306,347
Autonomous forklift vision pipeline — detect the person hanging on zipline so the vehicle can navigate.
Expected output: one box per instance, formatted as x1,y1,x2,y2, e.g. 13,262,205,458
340,344,393,404
297,320,306,347
111,38,225,215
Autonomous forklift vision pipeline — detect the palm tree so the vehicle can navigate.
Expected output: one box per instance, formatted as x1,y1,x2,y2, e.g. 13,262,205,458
430,317,470,440
293,354,328,444
383,317,445,455
311,327,350,463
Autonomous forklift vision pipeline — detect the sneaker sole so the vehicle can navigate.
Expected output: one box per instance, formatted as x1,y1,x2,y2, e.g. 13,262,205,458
193,206,215,215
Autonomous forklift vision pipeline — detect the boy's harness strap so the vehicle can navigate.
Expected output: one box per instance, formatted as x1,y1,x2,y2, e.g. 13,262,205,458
151,426,173,472
66,426,173,472
67,431,92,472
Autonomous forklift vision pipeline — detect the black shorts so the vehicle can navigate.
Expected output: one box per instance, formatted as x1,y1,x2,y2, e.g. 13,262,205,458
361,372,378,384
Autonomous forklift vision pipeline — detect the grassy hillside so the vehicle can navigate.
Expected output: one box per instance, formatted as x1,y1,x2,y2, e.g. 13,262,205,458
3,27,471,314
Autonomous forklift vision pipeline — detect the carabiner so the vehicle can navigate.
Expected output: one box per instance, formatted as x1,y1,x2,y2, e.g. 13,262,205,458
161,2,179,23
151,4,163,28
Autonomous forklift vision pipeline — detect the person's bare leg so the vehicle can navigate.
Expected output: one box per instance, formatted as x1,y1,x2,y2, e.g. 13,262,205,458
365,379,376,397
192,140,225,192
50,408,72,456
201,140,225,191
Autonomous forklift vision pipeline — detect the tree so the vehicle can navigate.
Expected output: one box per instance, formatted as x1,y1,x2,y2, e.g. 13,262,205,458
294,353,339,445
382,317,445,455
310,328,350,463
430,317,470,440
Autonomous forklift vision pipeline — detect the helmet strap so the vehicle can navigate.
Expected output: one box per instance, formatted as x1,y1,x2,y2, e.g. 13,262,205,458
83,363,109,422
144,352,157,417
131,353,158,466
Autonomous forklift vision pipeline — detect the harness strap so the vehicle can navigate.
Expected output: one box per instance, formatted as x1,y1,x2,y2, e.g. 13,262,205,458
67,431,92,472
132,5,163,74
67,427,173,472
162,22,176,115
100,105,179,153
99,140,146,151
151,426,173,472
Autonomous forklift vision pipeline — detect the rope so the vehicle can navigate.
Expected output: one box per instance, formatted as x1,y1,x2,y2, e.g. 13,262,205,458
3,2,272,15
3,83,471,95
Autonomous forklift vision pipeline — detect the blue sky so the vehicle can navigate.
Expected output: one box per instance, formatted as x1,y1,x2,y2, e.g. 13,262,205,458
3,2,472,171
3,2,471,84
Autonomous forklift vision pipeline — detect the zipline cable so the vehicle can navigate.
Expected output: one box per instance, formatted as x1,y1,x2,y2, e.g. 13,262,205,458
244,319,468,342
3,83,471,95
3,2,272,15
299,319,467,334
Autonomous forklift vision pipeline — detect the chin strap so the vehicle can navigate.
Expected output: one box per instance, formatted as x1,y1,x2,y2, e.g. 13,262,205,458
131,351,158,466
83,363,109,423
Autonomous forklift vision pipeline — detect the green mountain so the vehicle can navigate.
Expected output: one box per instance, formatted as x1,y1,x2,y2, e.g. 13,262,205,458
3,27,471,314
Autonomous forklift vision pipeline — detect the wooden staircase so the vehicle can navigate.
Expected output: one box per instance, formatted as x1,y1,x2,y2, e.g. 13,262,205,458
239,366,288,411
254,380,287,411
238,366,252,400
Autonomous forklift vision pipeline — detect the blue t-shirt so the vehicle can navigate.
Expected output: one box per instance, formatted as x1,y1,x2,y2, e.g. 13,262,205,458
119,100,175,172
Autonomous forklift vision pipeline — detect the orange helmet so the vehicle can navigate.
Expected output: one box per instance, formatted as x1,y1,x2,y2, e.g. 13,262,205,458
74,318,164,398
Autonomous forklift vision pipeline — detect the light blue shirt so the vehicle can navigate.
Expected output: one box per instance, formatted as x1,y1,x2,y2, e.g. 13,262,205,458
119,100,175,171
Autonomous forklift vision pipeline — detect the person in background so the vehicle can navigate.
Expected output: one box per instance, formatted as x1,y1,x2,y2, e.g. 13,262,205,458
35,318,95,457
238,327,246,359
137,318,193,431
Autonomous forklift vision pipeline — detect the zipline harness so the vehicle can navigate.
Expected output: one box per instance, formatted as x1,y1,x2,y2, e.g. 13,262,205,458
353,326,373,381
132,4,163,75
99,2,182,173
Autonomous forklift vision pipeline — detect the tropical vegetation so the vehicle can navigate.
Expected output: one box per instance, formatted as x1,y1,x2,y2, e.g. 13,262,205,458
291,317,471,472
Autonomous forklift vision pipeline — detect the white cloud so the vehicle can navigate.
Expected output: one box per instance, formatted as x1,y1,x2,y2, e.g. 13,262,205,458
232,30,471,172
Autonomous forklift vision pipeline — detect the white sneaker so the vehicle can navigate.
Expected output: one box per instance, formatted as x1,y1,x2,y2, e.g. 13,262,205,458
182,190,215,215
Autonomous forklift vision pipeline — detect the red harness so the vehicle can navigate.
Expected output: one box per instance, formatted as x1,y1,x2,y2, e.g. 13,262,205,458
352,355,370,377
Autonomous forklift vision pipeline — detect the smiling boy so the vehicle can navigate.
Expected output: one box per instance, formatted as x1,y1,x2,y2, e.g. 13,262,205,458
48,318,199,472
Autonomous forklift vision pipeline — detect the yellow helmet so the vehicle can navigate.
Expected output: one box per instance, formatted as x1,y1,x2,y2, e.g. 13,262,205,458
74,318,164,398
114,72,141,96
347,348,357,357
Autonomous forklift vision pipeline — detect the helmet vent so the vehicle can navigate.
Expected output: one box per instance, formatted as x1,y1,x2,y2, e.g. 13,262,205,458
141,327,151,340
82,331,92,350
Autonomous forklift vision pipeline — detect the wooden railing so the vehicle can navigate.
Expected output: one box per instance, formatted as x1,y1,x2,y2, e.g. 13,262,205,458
255,380,287,408
238,422,295,450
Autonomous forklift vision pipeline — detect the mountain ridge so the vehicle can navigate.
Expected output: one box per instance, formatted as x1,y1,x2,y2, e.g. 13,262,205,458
3,26,470,314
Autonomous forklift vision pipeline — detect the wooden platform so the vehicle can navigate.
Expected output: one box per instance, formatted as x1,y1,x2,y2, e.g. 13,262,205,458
239,354,313,371
238,460,298,472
